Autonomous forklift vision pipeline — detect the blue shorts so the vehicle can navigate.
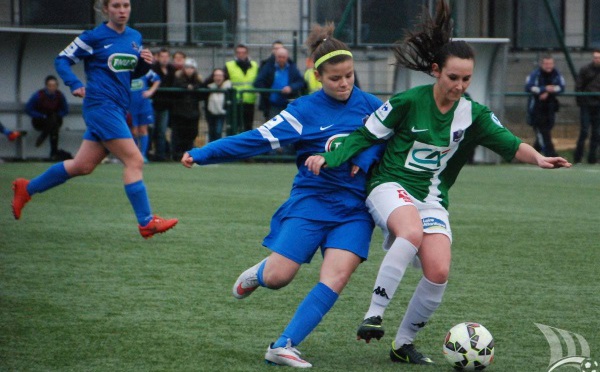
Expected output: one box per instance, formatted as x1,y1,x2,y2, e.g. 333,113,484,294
82,104,132,142
263,217,374,264
130,109,154,127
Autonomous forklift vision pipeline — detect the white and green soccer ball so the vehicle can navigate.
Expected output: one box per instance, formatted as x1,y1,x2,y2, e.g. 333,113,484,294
443,322,495,370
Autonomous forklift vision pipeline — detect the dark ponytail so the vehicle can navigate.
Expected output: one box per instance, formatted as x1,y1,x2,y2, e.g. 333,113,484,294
393,0,474,75
306,23,352,74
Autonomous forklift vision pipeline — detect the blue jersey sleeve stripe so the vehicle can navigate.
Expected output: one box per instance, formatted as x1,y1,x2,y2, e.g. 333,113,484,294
280,110,303,135
74,37,94,55
257,126,281,149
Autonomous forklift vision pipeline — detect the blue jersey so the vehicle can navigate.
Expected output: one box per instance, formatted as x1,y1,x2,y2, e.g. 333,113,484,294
55,22,150,111
188,87,384,222
130,70,160,114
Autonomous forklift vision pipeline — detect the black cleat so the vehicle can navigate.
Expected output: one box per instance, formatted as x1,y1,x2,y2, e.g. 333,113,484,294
356,316,385,343
390,342,434,365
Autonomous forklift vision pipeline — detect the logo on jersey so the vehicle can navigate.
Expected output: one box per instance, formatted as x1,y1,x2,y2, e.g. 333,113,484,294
491,113,503,127
325,133,349,152
130,78,144,91
108,53,138,72
422,217,447,232
405,141,451,172
452,129,464,142
375,101,392,122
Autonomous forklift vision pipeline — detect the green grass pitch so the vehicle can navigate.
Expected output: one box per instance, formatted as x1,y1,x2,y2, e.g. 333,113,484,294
1,162,599,371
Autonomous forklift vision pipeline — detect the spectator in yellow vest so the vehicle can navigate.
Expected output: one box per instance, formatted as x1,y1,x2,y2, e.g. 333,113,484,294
303,57,322,94
225,44,259,132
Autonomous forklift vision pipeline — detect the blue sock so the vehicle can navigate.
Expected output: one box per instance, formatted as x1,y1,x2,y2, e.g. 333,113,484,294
273,282,339,348
256,259,267,287
124,180,153,225
27,162,71,195
139,135,149,157
2,128,11,136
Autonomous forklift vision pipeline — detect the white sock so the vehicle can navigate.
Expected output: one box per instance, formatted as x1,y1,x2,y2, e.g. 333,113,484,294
364,237,418,319
395,276,447,346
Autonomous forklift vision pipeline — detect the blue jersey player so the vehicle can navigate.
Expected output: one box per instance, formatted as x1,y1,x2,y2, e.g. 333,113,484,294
130,69,161,162
181,24,383,368
11,0,177,238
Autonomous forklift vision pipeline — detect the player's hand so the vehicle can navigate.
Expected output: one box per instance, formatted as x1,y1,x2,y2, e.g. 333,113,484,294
181,152,195,168
538,156,572,169
350,165,361,177
140,48,154,65
72,87,86,98
305,155,326,175
281,86,292,94
142,90,153,98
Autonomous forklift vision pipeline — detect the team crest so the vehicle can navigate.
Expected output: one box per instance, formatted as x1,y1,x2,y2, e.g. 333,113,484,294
452,129,464,142
131,41,141,52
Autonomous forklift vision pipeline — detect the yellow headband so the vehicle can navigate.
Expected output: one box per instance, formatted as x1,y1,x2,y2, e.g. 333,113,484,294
314,50,353,69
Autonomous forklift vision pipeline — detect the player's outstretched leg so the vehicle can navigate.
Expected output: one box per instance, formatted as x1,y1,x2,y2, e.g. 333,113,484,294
356,315,385,343
11,178,31,220
138,215,178,239
264,338,312,368
390,341,434,365
232,258,267,299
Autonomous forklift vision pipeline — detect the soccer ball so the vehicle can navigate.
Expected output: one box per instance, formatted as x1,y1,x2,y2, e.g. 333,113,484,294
443,322,495,370
581,358,599,372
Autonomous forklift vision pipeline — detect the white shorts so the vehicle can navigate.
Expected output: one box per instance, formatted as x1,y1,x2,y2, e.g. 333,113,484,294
366,182,452,251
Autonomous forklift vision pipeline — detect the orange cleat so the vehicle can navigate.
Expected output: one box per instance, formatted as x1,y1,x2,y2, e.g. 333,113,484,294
12,178,31,220
138,215,178,239
8,131,25,142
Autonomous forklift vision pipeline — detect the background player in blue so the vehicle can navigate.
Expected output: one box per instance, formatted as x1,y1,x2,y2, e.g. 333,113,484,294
181,24,383,368
11,0,177,238
130,69,161,162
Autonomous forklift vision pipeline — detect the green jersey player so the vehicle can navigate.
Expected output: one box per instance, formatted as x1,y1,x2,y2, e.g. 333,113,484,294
306,0,571,365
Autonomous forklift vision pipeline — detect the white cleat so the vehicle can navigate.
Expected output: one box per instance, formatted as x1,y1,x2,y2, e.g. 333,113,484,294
265,339,312,368
232,258,266,299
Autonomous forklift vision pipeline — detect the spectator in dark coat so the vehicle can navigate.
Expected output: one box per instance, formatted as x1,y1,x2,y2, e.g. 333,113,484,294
254,48,306,120
170,58,204,161
25,75,69,160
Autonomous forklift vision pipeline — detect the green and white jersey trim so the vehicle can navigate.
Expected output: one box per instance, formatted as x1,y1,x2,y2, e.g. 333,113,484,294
364,85,520,209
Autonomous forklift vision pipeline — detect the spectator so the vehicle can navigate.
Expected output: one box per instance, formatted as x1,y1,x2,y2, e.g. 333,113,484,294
254,47,305,119
172,50,187,71
151,47,176,161
171,57,204,160
303,57,322,94
205,68,231,142
129,69,161,162
260,40,285,69
25,75,70,160
574,49,600,164
525,55,564,157
225,44,259,132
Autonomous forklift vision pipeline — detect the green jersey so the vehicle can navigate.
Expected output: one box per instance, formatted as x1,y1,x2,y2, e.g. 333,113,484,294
321,84,521,209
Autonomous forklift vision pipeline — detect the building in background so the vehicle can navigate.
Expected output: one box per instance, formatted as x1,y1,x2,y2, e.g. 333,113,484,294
1,0,599,158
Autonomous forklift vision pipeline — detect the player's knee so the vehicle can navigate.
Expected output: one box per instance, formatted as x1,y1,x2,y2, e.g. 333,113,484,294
72,161,96,176
391,227,422,248
424,265,449,284
262,270,295,289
